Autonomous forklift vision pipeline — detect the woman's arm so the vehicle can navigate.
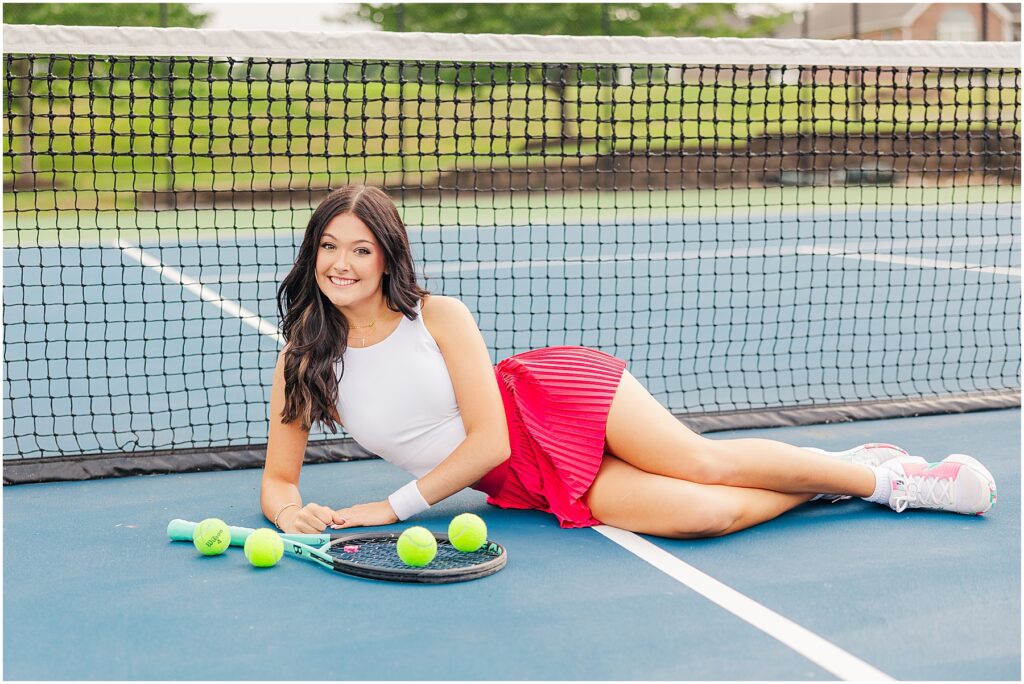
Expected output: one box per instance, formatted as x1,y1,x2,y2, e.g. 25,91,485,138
261,348,339,533
332,295,510,528
414,295,511,504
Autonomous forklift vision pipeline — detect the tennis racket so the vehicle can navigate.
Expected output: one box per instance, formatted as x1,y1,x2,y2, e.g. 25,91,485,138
167,519,507,583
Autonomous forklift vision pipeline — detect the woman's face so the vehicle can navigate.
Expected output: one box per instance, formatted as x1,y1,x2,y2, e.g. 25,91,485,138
315,212,388,314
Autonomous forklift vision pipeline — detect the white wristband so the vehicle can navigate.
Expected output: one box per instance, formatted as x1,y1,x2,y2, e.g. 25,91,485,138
387,480,430,521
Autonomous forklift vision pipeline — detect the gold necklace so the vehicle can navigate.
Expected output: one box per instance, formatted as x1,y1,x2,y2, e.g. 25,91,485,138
348,317,377,347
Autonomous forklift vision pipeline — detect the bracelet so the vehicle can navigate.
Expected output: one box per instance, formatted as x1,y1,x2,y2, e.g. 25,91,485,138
387,481,430,521
273,502,301,529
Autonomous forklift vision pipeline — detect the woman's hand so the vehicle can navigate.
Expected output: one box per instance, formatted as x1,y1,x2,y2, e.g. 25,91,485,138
331,500,399,529
277,502,337,534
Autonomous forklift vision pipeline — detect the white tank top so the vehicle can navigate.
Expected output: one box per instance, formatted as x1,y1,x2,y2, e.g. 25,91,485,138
335,299,467,478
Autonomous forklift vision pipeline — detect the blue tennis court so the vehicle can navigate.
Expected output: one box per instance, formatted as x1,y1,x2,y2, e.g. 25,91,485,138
4,409,1020,679
5,202,1020,680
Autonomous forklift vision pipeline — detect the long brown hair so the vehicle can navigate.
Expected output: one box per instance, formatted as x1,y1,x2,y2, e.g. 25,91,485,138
276,186,430,432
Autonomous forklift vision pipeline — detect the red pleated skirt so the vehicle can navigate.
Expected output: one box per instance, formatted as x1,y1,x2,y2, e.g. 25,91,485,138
473,346,627,528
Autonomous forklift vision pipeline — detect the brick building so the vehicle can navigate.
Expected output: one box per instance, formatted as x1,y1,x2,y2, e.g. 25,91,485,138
776,3,1020,41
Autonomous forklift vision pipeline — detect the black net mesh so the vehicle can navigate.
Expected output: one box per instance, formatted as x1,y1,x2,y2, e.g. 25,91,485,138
3,42,1020,469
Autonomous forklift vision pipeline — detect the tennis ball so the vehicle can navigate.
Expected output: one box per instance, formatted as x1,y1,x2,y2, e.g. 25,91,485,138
244,528,284,568
396,526,437,567
193,518,231,556
448,513,487,553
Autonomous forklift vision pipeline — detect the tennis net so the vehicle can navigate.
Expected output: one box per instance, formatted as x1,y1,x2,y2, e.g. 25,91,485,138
3,25,1020,483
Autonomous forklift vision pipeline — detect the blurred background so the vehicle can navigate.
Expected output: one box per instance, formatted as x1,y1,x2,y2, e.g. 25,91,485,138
4,2,1020,40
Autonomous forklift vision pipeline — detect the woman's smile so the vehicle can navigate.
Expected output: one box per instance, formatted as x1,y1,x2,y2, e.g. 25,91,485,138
327,275,359,288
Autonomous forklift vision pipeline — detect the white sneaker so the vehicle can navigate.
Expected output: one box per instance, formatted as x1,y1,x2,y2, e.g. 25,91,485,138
804,443,909,467
881,454,997,515
806,444,909,502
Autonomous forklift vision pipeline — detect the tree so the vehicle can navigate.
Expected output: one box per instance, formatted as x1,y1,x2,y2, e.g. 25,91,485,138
343,4,790,150
350,3,786,38
4,4,207,188
3,3,206,27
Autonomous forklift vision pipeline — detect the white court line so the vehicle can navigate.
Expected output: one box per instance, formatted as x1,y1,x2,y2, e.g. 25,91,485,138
196,271,289,285
115,239,284,345
594,525,894,681
422,245,811,276
411,201,1020,235
798,246,1021,277
422,235,1019,277
162,235,1020,286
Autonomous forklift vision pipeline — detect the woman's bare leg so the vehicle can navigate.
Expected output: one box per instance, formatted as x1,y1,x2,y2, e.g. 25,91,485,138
605,371,876,497
583,455,814,538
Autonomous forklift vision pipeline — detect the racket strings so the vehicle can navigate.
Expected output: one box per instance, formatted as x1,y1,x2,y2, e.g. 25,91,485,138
327,536,500,570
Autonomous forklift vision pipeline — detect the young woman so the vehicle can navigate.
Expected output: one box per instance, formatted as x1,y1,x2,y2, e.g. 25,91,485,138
261,186,997,537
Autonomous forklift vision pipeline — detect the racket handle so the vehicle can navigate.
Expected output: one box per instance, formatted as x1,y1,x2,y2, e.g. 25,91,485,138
166,518,199,541
167,519,332,547
166,519,255,546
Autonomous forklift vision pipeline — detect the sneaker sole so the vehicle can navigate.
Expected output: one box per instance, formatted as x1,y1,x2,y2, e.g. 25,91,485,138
944,454,997,514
